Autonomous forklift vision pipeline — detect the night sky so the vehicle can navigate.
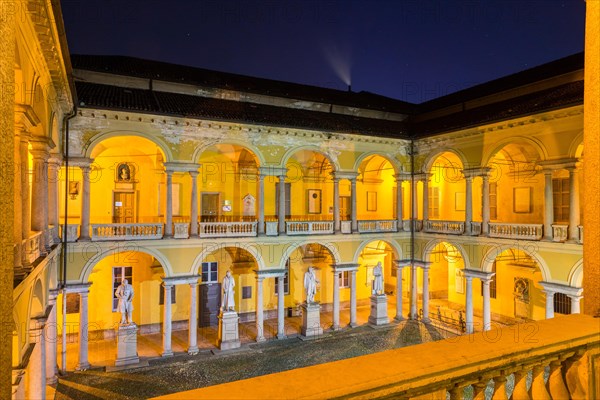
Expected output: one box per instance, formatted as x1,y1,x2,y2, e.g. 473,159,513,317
60,0,586,104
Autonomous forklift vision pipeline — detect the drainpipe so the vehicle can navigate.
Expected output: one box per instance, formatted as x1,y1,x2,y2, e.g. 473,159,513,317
60,105,77,373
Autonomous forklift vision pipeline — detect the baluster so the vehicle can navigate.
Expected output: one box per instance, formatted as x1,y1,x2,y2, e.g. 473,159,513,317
449,384,466,400
472,381,488,400
530,365,550,400
491,374,508,400
564,352,587,399
547,360,570,399
511,369,531,400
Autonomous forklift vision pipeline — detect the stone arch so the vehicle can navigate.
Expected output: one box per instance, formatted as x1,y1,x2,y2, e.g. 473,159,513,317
84,130,173,162
352,239,402,264
567,259,583,287
280,145,340,172
568,131,584,159
29,279,45,319
353,152,401,175
480,244,551,282
78,245,174,283
422,239,472,270
422,148,468,173
481,136,549,167
192,139,266,167
278,241,341,270
191,243,265,275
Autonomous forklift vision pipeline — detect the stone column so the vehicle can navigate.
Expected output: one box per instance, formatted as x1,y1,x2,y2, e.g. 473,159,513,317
543,169,554,241
333,177,340,232
349,270,358,327
422,176,429,222
465,175,473,235
394,176,403,230
569,294,582,314
567,166,581,242
13,128,24,272
162,283,173,356
80,163,91,241
481,277,492,331
47,157,61,244
332,269,340,330
46,290,58,383
28,317,47,400
351,178,358,232
465,274,474,333
481,173,490,235
189,171,199,237
20,133,31,245
76,290,91,370
277,275,286,339
30,143,50,254
255,276,265,342
187,282,198,354
409,264,418,319
412,178,419,226
165,170,174,237
278,175,286,234
258,174,265,234
421,264,430,323
544,289,555,319
394,263,404,321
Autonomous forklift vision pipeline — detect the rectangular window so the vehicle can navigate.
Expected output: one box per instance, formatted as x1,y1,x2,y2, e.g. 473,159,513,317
159,286,176,305
112,266,133,312
553,178,570,222
275,261,290,295
554,292,572,315
428,186,439,218
339,271,350,288
489,182,497,220
340,196,351,220
201,262,218,283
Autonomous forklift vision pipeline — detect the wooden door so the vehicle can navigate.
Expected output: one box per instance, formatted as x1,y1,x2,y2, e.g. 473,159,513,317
113,192,135,223
340,196,351,220
201,192,219,221
199,283,221,327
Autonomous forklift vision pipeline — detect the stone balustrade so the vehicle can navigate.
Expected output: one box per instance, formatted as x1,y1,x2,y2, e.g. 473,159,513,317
470,221,482,236
172,315,599,400
341,220,352,234
552,224,568,242
424,219,465,235
286,221,334,235
358,219,397,233
173,222,190,239
91,223,164,241
265,221,279,236
60,224,79,242
488,222,543,241
199,221,257,238
24,231,43,263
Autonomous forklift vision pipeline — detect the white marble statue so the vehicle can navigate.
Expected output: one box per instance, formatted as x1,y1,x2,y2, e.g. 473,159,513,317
222,270,235,311
115,279,134,325
372,262,384,295
304,266,319,304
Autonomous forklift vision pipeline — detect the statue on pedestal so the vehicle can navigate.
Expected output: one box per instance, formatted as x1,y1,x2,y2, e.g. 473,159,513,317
372,262,384,295
222,270,235,312
115,279,134,325
304,266,319,304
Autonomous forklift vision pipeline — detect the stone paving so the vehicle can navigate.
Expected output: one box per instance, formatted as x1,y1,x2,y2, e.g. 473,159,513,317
53,319,453,400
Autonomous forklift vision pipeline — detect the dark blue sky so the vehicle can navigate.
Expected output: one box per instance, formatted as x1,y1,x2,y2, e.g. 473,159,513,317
61,0,586,103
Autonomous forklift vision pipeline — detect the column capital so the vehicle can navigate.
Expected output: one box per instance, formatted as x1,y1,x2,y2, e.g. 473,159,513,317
189,170,199,178
413,172,431,181
462,269,494,280
29,135,55,152
63,282,92,294
393,259,413,268
537,158,580,171
259,166,287,177
162,275,199,286
15,103,41,131
393,172,412,182
163,162,200,173
334,171,358,180
69,157,94,168
254,269,286,279
539,281,583,297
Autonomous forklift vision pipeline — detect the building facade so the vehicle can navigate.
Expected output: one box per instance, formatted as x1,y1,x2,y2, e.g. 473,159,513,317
6,2,594,399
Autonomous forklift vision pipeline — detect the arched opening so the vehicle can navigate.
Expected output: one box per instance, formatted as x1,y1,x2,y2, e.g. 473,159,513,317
196,144,260,222
427,242,466,319
357,155,400,222
427,152,465,222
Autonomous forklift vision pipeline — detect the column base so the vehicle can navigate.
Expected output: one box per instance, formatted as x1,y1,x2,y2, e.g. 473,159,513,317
421,317,431,324
161,350,173,357
276,333,287,340
330,324,342,331
76,362,90,371
256,335,266,343
348,322,359,328
46,375,58,385
394,315,405,322
187,346,199,355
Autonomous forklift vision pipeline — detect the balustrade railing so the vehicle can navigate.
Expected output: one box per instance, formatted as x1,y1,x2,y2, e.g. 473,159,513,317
24,231,43,263
488,222,543,240
552,224,568,242
424,219,465,235
189,315,599,400
358,220,397,233
91,223,164,241
286,221,334,235
199,221,257,238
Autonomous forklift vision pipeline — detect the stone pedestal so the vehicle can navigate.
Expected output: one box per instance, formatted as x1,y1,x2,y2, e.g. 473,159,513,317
369,295,389,326
115,323,140,366
301,302,324,337
218,311,241,350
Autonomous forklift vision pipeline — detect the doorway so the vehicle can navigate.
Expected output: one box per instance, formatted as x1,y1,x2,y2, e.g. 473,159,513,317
113,191,135,223
201,192,220,222
199,283,221,327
